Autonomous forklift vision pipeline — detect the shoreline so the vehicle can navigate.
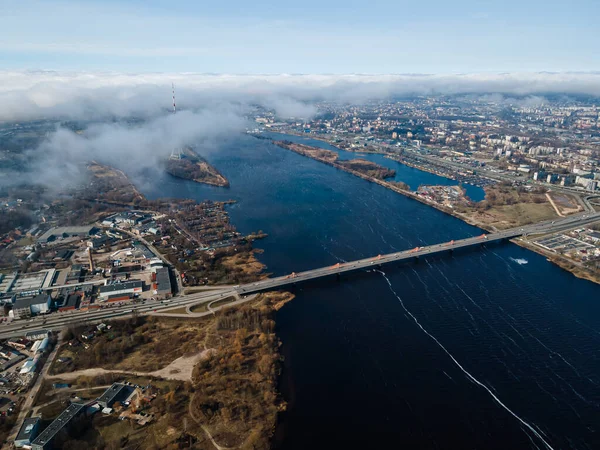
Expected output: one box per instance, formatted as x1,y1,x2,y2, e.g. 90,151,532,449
513,238,600,285
271,139,494,229
386,154,461,183
269,138,600,286
164,169,230,187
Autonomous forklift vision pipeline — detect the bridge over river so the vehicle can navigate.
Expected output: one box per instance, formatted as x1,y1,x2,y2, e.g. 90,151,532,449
1,212,598,341
236,212,600,295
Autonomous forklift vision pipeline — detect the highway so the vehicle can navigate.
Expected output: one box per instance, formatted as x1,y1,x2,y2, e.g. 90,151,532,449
0,287,234,340
1,211,598,340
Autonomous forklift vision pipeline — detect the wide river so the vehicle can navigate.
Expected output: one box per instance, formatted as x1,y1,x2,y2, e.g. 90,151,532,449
143,133,600,450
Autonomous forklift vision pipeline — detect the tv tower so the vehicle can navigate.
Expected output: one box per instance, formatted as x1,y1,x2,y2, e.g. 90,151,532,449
169,83,181,160
172,82,177,113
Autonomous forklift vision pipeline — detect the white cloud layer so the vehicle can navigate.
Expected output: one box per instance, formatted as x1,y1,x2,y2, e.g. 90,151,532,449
2,71,600,123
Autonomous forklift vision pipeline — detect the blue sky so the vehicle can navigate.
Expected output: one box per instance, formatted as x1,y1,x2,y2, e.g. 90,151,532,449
0,0,598,73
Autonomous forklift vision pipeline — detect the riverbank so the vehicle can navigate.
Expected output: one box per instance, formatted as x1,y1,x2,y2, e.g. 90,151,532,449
271,140,493,230
515,238,600,285
267,130,384,154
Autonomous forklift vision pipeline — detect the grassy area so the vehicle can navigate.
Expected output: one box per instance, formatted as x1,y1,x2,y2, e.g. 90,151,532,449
189,303,209,313
456,184,558,230
547,191,582,215
160,306,190,314
468,202,557,229
208,296,237,310
51,316,210,374
190,296,236,313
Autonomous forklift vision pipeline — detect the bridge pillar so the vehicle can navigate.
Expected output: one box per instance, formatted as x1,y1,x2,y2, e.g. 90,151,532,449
414,255,419,263
336,273,341,281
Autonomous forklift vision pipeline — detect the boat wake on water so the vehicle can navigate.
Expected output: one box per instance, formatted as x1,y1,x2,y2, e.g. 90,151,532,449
374,269,555,450
510,257,529,265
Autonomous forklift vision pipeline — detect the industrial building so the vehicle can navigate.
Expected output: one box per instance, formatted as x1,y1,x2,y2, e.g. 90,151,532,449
58,293,81,312
154,267,172,297
96,383,131,408
1,269,56,295
12,294,51,319
98,281,143,300
15,417,41,448
38,226,97,244
31,402,87,450
132,242,155,259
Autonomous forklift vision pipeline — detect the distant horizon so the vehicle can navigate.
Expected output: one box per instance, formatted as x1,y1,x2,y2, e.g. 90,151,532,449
2,70,600,124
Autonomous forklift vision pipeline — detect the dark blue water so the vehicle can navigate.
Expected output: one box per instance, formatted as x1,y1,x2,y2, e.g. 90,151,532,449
142,134,600,450
265,132,486,202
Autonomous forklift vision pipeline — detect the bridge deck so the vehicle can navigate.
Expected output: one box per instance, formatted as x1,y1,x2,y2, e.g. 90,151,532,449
237,212,600,294
238,230,519,294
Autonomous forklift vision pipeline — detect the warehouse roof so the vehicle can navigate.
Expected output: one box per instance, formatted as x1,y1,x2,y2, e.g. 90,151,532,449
155,267,171,294
99,280,143,294
97,383,128,407
14,294,50,309
38,226,97,243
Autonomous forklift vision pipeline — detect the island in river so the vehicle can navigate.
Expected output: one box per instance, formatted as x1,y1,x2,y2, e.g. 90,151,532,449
165,147,230,187
274,140,395,180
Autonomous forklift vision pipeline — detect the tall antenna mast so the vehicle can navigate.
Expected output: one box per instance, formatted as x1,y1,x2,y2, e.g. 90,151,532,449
172,83,177,113
169,83,181,159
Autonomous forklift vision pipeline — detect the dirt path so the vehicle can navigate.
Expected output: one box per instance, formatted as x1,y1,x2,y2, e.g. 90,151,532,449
546,193,565,217
189,392,237,450
47,350,213,382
